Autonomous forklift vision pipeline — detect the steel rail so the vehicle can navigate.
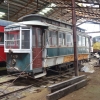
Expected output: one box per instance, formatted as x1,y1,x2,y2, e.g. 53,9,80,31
0,84,33,99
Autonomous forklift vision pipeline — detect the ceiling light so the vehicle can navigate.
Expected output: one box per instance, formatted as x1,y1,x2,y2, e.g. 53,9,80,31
38,3,56,15
50,3,56,7
0,12,5,18
38,12,44,15
0,12,5,15
77,3,99,8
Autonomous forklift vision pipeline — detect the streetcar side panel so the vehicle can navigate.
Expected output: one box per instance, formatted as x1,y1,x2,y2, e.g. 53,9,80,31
42,27,90,68
6,53,31,72
0,26,6,62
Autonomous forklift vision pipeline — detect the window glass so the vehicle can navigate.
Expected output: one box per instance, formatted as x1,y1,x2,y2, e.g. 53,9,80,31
21,26,30,29
46,19,52,24
86,37,89,47
5,30,20,49
90,37,92,46
82,36,85,46
77,35,82,46
66,34,72,46
60,23,65,27
0,33,4,44
59,33,65,46
48,31,52,46
37,28,42,47
52,31,57,45
52,21,56,25
32,28,36,47
47,31,57,46
22,30,30,49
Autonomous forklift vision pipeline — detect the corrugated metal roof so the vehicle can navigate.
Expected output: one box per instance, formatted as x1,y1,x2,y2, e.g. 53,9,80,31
0,19,14,26
0,0,99,25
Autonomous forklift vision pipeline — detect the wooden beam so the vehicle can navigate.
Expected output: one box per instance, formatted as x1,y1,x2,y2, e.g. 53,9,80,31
48,75,86,93
8,1,32,9
0,0,4,5
47,79,87,100
12,2,49,21
10,0,34,20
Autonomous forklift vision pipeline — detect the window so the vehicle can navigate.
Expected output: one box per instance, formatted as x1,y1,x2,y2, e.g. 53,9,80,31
47,31,57,46
5,30,20,49
56,22,60,26
60,23,65,27
21,26,30,29
90,37,92,46
66,34,72,46
52,21,56,25
86,37,89,47
59,32,65,46
67,25,71,29
36,28,42,47
32,28,36,47
22,30,30,49
77,35,82,46
82,36,85,46
41,18,46,22
47,19,52,24
0,33,4,44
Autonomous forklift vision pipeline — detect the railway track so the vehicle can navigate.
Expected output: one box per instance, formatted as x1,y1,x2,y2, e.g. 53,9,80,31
0,67,75,99
0,75,40,100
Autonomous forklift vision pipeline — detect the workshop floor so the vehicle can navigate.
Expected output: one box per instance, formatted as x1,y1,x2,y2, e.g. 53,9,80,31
21,67,100,100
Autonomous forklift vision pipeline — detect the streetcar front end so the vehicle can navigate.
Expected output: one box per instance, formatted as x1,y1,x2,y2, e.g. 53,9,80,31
4,24,32,73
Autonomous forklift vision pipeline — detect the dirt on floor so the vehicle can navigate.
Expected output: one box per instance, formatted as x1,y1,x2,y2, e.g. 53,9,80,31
20,67,100,100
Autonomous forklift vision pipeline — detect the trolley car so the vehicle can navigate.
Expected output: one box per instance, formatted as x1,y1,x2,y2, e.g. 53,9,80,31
4,14,91,78
0,20,13,72
93,36,100,53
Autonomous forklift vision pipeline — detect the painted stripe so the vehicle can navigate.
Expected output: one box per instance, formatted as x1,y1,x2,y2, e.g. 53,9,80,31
43,54,89,68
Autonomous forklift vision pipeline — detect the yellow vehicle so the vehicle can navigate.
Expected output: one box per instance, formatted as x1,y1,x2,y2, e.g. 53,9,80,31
93,36,100,53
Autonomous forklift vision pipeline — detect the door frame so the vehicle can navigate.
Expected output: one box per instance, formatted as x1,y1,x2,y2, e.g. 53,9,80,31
32,27,43,70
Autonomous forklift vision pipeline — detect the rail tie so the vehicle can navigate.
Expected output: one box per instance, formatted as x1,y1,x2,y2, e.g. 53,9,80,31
47,75,87,100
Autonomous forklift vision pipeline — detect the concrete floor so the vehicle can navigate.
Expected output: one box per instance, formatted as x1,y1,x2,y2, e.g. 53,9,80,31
20,67,100,100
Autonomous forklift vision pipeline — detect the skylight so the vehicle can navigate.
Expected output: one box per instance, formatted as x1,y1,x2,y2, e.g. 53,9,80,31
0,12,5,18
38,3,56,15
77,3,99,8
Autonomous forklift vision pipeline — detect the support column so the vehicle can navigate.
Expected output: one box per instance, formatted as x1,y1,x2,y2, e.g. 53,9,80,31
72,0,79,76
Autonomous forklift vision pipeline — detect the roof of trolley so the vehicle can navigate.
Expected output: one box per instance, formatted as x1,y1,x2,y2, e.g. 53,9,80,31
0,19,14,27
5,20,48,29
5,14,85,32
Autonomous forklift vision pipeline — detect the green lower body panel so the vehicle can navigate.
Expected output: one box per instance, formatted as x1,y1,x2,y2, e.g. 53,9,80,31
6,53,32,72
47,47,89,57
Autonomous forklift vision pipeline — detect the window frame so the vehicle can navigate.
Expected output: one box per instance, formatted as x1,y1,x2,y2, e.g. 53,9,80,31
0,32,4,45
46,30,58,47
86,37,89,47
58,32,66,46
81,36,86,46
77,35,82,46
5,30,20,49
66,33,73,47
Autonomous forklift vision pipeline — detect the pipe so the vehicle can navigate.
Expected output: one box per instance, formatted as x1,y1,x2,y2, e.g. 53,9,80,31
72,0,79,76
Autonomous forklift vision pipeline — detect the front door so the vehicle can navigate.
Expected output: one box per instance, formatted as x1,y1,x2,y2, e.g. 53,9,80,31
32,27,42,69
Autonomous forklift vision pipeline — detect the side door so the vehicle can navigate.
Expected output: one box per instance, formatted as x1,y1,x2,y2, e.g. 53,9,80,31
32,27,42,69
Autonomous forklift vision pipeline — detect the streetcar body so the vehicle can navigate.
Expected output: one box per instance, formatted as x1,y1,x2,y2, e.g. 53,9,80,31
4,14,91,78
0,20,13,70
93,36,100,53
